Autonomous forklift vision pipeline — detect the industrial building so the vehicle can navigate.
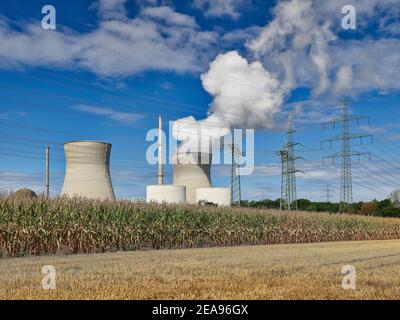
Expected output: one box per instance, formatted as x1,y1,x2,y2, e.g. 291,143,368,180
196,187,231,207
146,185,186,204
146,116,185,204
145,116,231,206
60,141,116,201
59,132,229,206
172,152,212,204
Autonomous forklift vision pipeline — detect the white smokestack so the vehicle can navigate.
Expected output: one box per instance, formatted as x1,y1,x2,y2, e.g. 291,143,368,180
158,114,163,185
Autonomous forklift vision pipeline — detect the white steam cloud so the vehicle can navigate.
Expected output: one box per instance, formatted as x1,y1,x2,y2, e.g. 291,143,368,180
201,50,286,129
173,50,287,153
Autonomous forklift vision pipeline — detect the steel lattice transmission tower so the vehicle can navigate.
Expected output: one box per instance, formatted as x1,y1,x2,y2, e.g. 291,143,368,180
321,102,372,212
279,128,302,211
325,184,331,203
230,142,242,206
220,130,242,206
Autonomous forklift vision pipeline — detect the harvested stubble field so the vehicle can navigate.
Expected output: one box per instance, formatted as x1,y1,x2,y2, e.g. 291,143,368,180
1,240,400,299
1,197,400,258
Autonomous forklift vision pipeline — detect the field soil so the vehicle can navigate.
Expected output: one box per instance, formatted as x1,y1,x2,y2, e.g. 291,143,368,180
1,239,399,299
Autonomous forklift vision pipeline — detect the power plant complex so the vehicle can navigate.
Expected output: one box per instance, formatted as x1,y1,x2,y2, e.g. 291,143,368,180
145,116,231,206
58,117,230,206
14,102,373,212
147,150,230,206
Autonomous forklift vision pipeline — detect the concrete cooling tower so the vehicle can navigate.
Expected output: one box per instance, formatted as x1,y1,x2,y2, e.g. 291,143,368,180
173,152,212,204
60,141,116,201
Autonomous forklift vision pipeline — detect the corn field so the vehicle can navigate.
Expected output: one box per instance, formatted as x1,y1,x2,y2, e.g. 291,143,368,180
0,196,400,258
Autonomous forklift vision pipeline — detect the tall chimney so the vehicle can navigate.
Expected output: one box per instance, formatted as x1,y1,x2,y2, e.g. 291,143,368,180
45,145,50,199
158,115,164,185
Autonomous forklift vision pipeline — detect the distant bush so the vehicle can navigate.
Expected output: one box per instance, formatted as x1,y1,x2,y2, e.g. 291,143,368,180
359,201,378,216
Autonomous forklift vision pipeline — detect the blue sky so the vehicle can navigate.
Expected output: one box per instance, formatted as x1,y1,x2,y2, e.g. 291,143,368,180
0,0,399,202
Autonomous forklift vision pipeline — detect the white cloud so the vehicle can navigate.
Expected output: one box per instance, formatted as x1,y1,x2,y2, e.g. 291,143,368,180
330,39,400,93
159,81,174,90
0,110,29,120
277,99,343,128
72,104,144,125
253,163,281,177
93,0,128,20
381,22,400,36
140,6,197,28
313,0,399,29
193,0,247,19
221,25,262,44
249,0,335,97
248,0,400,99
0,4,218,76
254,162,339,181
299,164,339,181
387,134,400,141
333,65,353,96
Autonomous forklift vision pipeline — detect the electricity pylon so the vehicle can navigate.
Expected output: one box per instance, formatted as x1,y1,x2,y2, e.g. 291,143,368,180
321,102,372,212
221,130,242,206
279,128,303,211
325,184,331,203
230,143,242,206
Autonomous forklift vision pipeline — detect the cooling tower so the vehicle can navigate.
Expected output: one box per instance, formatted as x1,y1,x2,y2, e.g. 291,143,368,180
173,152,212,204
146,185,186,204
196,187,231,207
60,141,116,201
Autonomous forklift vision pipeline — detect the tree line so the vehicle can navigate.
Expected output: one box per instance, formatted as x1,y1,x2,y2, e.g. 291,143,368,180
240,198,400,218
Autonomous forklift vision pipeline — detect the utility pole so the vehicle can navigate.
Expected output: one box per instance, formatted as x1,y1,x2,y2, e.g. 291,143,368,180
321,102,372,212
45,145,50,199
279,128,303,211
